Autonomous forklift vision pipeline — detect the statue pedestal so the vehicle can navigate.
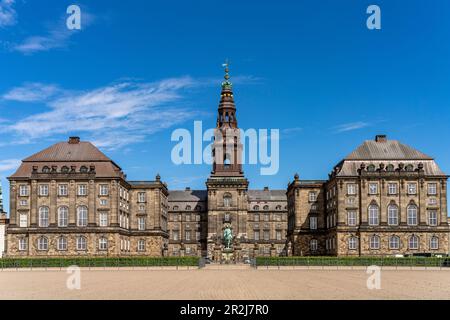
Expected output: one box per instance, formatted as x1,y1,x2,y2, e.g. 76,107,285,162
222,248,234,264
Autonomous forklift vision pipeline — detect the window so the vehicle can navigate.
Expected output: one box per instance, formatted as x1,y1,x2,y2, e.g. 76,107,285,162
138,192,146,203
430,236,439,250
276,205,282,211
61,166,69,173
263,230,270,240
185,205,191,211
19,200,27,206
428,211,438,226
172,230,179,241
428,198,438,206
254,214,260,222
99,238,108,250
76,236,87,251
58,237,68,251
99,184,109,196
223,194,232,207
39,185,49,196
389,236,400,250
138,240,145,251
309,192,317,202
19,185,29,196
348,237,357,250
78,184,87,196
138,217,146,231
367,164,376,172
409,235,419,250
388,205,399,226
99,212,108,227
347,184,356,195
347,211,357,226
224,213,230,222
38,237,48,251
58,184,68,196
310,239,318,252
368,205,379,226
386,164,395,172
369,183,378,195
276,230,282,240
185,214,191,222
173,205,179,211
77,206,88,227
42,166,50,173
19,214,28,228
310,216,318,230
185,231,191,241
139,204,145,211
369,235,380,250
407,183,417,195
263,205,269,211
405,164,414,172
19,238,27,251
58,206,69,227
407,205,418,226
80,166,88,173
428,183,437,195
264,213,270,222
38,207,49,227
196,231,201,241
253,205,259,211
254,230,260,241
388,183,398,195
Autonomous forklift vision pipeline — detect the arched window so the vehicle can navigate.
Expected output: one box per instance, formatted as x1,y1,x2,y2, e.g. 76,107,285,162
38,206,49,227
42,166,50,173
389,235,400,249
409,235,419,250
310,239,318,252
224,154,231,167
368,204,379,226
263,205,269,211
99,237,108,250
253,205,259,211
405,164,414,172
58,206,69,227
276,205,282,211
58,236,68,251
37,236,48,251
173,206,179,211
386,164,395,172
388,204,399,226
77,206,88,227
76,236,87,251
369,235,380,249
61,166,69,173
407,204,418,226
430,236,439,250
80,166,88,173
223,193,232,207
195,205,201,211
185,205,191,211
367,164,376,172
348,237,358,250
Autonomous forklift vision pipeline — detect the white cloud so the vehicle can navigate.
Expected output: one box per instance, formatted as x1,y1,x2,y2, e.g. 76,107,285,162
0,0,16,28
333,121,370,133
3,83,60,102
1,77,199,150
0,159,20,172
12,10,95,54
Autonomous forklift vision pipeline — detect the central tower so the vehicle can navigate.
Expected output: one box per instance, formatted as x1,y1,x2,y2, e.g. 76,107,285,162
206,62,249,261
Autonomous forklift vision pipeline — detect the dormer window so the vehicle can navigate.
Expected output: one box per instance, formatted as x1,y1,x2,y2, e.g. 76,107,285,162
386,164,395,172
42,166,50,173
80,166,88,173
405,164,414,172
61,166,69,173
367,164,376,172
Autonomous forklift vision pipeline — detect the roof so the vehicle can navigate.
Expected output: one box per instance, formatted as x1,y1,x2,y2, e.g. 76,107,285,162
336,160,445,177
168,190,208,202
23,141,114,163
346,140,433,160
248,190,286,201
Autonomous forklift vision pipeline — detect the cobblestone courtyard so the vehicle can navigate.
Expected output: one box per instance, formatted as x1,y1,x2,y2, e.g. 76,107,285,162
1,267,450,300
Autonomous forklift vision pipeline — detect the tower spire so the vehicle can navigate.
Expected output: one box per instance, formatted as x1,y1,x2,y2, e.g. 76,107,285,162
221,59,232,89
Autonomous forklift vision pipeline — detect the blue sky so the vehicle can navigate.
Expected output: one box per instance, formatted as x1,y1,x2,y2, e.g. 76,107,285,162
1,0,450,213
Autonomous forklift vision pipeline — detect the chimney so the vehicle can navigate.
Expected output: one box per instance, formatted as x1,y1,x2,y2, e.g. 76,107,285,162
185,187,191,191
69,136,80,144
264,186,269,191
375,135,387,143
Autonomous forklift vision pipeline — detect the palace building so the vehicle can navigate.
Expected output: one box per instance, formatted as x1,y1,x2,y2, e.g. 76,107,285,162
3,67,449,259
